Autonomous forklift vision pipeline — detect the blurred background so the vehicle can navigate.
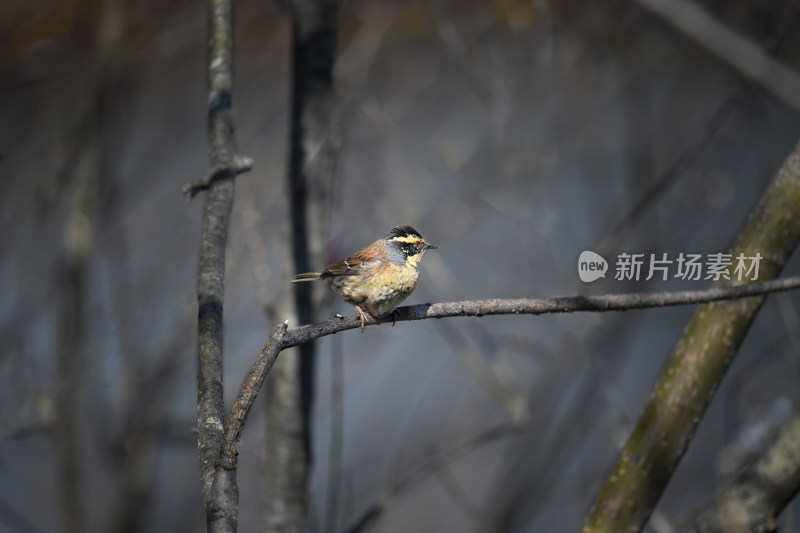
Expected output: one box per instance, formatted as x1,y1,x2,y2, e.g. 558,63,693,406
3,0,800,531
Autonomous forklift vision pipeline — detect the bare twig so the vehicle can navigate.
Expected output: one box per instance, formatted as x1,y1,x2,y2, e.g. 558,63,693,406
632,0,800,113
595,97,737,258
218,324,287,469
432,318,529,422
599,0,800,259
345,423,526,533
427,446,484,521
105,320,193,533
292,275,800,337
0,498,42,533
217,274,800,470
211,325,286,533
183,155,254,199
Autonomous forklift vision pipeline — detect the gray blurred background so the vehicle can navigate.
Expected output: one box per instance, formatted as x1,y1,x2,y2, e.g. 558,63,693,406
3,0,800,531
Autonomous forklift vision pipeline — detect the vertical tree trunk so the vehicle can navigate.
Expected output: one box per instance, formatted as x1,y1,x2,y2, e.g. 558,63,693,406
261,1,340,531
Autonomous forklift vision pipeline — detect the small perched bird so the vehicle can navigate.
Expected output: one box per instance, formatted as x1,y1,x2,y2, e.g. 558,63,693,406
292,225,437,331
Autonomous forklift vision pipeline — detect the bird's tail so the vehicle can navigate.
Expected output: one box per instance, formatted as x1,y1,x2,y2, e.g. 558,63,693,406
292,272,323,283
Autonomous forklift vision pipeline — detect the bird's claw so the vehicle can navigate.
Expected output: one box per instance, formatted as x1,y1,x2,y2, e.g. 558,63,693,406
355,306,369,333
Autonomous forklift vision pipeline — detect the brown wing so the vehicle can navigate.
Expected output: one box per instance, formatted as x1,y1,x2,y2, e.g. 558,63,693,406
322,248,382,278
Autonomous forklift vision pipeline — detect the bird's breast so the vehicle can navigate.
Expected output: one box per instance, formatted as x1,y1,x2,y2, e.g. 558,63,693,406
358,263,420,317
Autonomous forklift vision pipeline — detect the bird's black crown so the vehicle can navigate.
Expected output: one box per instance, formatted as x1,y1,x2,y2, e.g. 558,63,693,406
385,225,423,241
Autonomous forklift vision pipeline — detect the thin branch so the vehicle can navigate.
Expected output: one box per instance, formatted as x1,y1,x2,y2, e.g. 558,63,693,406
432,317,529,422
295,274,800,336
0,498,42,533
216,274,800,471
218,323,287,469
345,423,526,533
600,0,800,259
183,155,254,199
105,320,192,533
427,446,484,522
631,0,800,113
595,97,736,258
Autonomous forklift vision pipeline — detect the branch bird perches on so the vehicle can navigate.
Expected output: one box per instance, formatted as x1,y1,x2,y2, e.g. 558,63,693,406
216,274,800,471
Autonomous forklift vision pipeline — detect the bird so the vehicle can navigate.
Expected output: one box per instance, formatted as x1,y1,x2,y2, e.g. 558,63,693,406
292,225,437,331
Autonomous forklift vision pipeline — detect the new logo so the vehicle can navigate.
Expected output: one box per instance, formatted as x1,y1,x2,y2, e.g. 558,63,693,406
578,251,608,283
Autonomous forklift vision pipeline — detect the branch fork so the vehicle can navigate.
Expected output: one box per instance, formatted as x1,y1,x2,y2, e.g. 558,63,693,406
183,155,255,199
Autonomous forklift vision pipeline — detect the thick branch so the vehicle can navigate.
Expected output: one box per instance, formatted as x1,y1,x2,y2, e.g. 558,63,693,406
583,140,800,532
217,274,800,469
195,0,244,531
690,414,800,532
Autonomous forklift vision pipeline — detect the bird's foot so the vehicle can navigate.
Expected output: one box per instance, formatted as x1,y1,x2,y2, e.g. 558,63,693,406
355,306,370,333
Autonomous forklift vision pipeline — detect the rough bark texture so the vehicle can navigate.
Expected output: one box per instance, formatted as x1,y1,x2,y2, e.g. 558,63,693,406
196,0,242,530
691,414,800,533
582,139,800,532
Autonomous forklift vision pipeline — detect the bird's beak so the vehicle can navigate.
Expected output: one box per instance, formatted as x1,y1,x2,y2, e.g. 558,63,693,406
425,243,438,250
